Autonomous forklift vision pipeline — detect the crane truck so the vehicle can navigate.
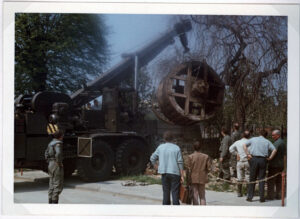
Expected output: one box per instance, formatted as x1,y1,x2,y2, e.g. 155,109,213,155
14,20,194,181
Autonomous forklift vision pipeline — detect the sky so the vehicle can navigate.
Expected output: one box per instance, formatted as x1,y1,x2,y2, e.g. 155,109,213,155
103,14,176,68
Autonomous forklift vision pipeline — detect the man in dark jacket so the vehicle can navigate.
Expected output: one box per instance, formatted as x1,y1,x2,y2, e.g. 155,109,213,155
187,141,211,205
267,130,287,200
45,129,64,204
219,127,232,181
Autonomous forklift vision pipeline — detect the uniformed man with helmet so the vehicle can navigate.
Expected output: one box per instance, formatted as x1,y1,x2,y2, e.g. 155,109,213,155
45,124,64,204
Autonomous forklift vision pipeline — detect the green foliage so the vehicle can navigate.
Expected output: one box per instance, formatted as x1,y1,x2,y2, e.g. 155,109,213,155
15,13,110,96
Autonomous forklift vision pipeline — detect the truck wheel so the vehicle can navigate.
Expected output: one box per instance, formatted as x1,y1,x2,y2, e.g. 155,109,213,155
77,140,114,182
115,139,148,175
63,159,76,178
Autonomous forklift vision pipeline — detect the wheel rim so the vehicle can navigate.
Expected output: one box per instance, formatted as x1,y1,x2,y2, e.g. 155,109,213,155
91,153,105,170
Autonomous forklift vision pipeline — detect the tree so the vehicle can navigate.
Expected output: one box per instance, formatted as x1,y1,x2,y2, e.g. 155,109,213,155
15,13,110,96
189,15,287,129
153,15,287,130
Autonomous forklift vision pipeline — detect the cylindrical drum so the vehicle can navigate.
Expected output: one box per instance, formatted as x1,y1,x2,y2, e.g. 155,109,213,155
155,61,224,126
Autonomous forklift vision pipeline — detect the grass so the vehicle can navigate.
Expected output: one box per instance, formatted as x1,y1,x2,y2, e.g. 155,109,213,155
114,174,162,185
207,182,232,192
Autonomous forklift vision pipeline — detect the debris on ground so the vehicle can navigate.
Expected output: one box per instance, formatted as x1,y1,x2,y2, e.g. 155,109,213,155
121,180,137,186
121,181,149,186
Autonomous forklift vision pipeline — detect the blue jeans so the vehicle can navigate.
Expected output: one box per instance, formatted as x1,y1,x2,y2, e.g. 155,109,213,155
161,173,181,205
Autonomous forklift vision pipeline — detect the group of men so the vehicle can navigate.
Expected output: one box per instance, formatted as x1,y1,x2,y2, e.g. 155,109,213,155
219,123,287,202
45,123,286,205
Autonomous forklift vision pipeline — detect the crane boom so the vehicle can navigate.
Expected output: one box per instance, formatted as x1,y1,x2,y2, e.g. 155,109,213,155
70,20,192,108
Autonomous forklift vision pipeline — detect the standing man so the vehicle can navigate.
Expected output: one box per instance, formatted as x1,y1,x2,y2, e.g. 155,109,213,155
45,129,64,204
187,141,211,205
150,131,184,205
229,130,251,197
230,123,242,178
243,129,277,202
267,130,287,200
92,99,101,110
219,127,232,181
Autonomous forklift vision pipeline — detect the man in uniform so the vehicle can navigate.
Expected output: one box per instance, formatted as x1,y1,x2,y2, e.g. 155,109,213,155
219,127,232,181
243,129,277,202
230,123,241,178
229,130,250,197
267,130,287,200
150,131,184,205
45,129,64,204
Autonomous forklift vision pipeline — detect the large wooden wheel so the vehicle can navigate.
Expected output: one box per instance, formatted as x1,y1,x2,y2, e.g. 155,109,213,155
154,61,224,126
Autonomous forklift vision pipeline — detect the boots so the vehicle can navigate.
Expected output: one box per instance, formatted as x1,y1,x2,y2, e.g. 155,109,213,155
237,184,243,197
48,199,53,204
52,199,58,204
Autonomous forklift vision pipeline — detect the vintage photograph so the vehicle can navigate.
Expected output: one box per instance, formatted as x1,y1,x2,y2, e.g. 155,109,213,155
13,12,287,205
2,1,299,218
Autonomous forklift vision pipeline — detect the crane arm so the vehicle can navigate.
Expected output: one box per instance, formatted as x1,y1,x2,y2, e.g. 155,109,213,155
70,20,192,108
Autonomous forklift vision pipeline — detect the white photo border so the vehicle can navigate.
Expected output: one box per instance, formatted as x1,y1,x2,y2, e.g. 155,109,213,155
2,1,299,218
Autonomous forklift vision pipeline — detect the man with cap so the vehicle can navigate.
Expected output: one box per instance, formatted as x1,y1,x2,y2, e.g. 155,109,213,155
45,129,64,204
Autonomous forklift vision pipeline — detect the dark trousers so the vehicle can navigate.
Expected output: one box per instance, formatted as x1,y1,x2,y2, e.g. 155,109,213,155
267,167,283,199
247,157,267,200
161,173,181,205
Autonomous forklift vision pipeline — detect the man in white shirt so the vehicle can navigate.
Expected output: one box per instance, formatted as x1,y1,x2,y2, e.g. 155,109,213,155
229,130,250,197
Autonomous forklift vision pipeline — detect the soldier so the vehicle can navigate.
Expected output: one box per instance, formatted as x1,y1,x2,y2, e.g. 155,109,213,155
230,123,242,178
219,127,232,181
45,129,64,204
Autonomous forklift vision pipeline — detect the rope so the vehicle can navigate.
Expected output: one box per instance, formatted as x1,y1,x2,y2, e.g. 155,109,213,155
208,172,283,185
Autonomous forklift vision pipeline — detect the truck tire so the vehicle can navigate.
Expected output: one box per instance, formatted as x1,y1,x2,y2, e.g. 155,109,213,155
115,139,148,175
63,159,76,178
77,140,114,182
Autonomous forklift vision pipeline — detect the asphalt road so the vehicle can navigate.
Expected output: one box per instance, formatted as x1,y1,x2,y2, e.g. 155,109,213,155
14,176,161,205
14,181,161,204
14,171,284,206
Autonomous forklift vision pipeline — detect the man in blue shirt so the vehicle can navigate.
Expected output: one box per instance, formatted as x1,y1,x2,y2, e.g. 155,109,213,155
150,131,184,205
243,129,277,202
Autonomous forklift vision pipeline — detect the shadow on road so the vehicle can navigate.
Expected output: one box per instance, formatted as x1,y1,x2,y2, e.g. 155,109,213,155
14,180,48,193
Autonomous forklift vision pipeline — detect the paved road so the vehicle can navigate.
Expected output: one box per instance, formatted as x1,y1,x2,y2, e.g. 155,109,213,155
14,171,284,206
14,180,161,204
